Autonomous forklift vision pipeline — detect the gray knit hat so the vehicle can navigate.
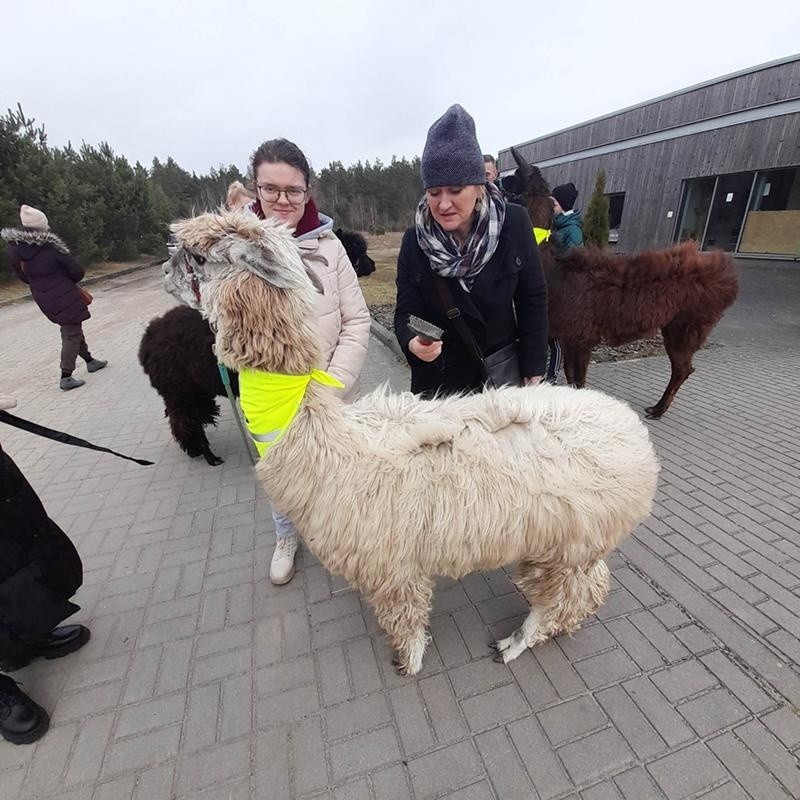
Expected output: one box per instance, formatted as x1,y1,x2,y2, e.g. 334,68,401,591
421,105,486,190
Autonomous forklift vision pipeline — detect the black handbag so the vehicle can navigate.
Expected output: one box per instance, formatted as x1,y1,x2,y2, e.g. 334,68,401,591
483,341,522,388
433,276,522,389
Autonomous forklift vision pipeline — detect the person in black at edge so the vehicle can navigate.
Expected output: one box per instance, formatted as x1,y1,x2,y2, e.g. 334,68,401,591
0,393,89,745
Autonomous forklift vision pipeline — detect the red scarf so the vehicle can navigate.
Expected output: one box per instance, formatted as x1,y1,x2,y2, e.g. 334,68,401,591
249,196,321,238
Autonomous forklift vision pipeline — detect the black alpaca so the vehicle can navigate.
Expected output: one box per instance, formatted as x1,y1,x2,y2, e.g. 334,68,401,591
335,228,375,276
139,305,238,466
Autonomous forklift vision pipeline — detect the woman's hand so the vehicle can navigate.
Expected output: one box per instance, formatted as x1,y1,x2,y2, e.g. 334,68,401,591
409,336,443,363
524,376,542,386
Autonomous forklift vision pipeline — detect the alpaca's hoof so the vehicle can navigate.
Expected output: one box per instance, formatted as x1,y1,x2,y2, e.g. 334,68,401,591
204,452,224,466
391,656,409,676
644,406,663,420
491,625,531,664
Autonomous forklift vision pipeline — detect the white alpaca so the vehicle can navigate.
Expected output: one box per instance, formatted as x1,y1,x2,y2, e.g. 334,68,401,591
165,211,660,676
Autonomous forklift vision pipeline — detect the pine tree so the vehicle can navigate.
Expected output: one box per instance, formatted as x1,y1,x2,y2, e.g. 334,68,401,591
2,103,429,279
584,169,610,248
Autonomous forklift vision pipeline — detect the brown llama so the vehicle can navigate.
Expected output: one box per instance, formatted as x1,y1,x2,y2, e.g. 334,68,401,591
508,148,739,418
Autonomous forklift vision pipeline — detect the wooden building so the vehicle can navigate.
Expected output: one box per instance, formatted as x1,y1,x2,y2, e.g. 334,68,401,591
498,55,800,258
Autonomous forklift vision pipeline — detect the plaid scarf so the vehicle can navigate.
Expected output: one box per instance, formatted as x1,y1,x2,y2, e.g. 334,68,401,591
415,181,506,289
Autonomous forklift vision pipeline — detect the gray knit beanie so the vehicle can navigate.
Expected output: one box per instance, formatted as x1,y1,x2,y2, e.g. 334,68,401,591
420,105,486,190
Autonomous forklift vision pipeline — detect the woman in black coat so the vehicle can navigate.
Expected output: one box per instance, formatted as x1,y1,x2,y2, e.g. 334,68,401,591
394,106,548,396
0,394,89,744
1,205,106,391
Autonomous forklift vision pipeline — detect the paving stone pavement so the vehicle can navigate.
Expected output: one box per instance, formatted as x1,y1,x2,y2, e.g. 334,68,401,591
1,266,799,800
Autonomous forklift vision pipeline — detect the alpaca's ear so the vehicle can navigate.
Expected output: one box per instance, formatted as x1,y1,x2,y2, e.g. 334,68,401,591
210,239,308,291
511,146,531,179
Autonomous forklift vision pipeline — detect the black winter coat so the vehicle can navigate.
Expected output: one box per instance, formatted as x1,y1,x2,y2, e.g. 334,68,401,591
0,444,83,661
1,228,90,325
394,203,548,396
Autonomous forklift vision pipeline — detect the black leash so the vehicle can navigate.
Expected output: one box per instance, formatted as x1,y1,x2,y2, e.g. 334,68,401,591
0,410,154,466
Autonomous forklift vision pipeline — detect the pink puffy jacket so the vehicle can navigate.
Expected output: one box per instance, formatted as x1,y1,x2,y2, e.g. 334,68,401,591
296,221,371,402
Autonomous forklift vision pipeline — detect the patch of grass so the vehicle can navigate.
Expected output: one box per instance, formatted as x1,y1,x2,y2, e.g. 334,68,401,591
359,232,402,307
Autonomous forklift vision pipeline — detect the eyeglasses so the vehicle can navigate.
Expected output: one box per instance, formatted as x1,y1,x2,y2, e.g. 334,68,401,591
257,184,308,205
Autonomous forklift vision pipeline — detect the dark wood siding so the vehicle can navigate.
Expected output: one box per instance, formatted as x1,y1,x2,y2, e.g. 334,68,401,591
503,58,800,252
505,59,800,164
538,115,800,252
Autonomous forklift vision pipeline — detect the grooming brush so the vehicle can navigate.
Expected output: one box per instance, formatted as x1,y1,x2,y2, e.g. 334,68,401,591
407,315,444,345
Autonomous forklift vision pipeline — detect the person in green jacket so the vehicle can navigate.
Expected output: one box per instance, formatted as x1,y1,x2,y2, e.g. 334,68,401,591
551,182,584,253
547,182,584,383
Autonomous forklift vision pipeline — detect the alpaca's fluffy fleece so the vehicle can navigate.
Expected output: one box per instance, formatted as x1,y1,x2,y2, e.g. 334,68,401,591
258,381,658,673
178,210,660,675
513,159,738,417
138,305,235,466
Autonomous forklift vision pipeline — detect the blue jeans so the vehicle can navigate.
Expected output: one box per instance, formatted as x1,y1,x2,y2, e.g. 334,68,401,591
271,504,296,539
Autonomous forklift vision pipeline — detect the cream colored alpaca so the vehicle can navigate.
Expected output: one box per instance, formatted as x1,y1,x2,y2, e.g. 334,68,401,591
167,211,660,676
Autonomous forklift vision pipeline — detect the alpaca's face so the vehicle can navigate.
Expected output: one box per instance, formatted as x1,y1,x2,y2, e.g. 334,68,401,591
506,149,554,230
163,248,224,310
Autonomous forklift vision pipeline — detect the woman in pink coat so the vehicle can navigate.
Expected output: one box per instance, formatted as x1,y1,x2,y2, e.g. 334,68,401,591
247,138,371,584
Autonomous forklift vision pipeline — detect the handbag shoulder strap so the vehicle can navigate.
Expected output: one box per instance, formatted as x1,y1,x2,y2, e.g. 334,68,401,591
432,275,488,377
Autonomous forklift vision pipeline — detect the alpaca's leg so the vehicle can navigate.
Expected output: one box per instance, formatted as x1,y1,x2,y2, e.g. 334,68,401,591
491,559,610,664
562,345,591,388
490,606,543,663
562,345,575,386
645,320,710,418
167,397,224,465
570,347,591,388
367,579,433,676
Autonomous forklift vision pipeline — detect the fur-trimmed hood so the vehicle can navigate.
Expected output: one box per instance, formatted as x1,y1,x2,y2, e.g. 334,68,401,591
1,227,70,254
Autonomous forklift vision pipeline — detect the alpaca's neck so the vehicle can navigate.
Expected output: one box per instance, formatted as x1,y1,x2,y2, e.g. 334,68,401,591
256,384,359,560
211,275,322,374
256,384,372,581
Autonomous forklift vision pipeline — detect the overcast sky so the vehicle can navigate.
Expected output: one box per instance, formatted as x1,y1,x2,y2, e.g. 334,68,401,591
3,0,799,177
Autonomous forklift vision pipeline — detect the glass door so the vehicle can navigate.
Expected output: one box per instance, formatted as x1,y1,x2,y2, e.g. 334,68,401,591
675,177,716,244
702,172,755,251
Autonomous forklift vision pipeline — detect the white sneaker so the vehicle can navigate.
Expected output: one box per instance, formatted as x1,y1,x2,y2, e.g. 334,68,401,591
270,535,298,585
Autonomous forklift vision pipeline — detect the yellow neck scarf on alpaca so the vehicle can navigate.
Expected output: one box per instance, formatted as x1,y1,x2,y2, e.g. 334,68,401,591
239,368,344,456
533,227,551,245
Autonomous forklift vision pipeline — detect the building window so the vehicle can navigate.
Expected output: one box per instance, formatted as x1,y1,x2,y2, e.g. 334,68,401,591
703,172,754,252
675,177,716,244
739,167,800,255
607,193,625,244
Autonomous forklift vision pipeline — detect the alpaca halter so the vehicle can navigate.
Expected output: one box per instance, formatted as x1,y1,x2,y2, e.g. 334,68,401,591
239,368,345,457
